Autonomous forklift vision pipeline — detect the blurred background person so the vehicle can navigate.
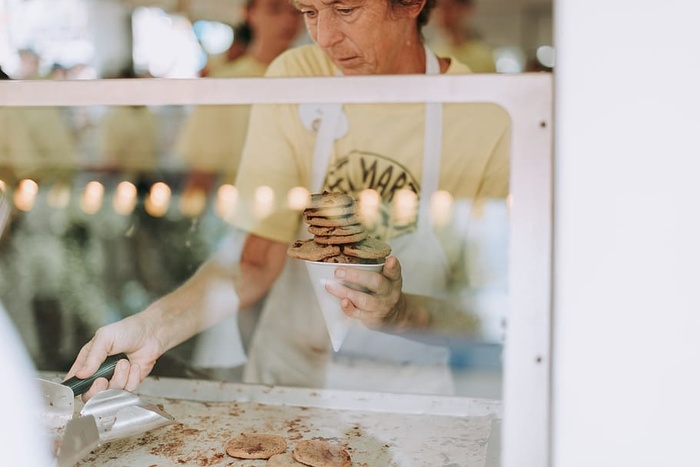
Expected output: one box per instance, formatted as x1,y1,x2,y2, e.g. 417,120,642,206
0,67,39,186
16,49,41,80
427,0,496,73
99,69,159,180
200,22,253,78
175,0,303,381
176,0,304,195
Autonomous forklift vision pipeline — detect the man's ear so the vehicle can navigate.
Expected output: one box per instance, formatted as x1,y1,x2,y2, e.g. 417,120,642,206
407,0,428,19
392,0,427,20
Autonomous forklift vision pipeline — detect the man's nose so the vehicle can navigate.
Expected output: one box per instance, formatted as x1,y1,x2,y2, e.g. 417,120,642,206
315,11,343,48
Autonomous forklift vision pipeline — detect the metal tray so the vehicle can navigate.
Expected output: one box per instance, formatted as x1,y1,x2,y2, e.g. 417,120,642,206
73,376,502,466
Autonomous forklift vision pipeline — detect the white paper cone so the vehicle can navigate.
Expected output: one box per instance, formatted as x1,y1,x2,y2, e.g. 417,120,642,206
304,260,384,351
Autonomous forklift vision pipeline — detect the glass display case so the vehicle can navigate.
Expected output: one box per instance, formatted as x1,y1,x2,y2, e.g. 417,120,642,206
0,73,552,466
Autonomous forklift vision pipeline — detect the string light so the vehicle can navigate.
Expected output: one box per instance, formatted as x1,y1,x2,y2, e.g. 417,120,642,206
215,184,238,223
287,186,310,211
431,190,454,227
358,189,381,228
113,181,138,216
180,187,207,218
392,189,417,226
14,179,39,212
253,185,275,220
80,181,105,215
145,182,171,217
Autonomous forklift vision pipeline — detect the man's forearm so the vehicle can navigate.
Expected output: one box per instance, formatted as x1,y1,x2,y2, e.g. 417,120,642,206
144,259,241,354
143,234,289,355
384,293,479,336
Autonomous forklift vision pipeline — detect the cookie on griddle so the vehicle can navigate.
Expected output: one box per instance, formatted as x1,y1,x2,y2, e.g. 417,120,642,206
304,214,361,228
309,192,353,209
267,452,306,466
287,240,341,261
342,236,392,260
308,223,366,237
226,433,287,460
292,439,352,467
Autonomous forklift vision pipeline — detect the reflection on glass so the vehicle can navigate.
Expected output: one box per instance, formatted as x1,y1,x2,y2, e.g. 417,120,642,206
13,178,38,211
287,186,310,211
215,183,238,224
145,181,171,218
0,103,509,403
47,183,71,209
113,181,137,216
431,190,454,228
253,185,275,220
80,180,104,215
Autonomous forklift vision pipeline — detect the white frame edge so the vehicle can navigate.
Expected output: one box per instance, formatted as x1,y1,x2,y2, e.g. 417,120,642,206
0,74,553,467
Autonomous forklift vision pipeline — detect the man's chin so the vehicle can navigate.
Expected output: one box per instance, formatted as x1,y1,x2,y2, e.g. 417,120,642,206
333,59,372,76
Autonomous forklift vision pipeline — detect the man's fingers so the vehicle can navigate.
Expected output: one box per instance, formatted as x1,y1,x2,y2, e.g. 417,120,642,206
106,359,131,391
81,377,108,403
75,333,112,379
124,363,142,392
382,256,402,281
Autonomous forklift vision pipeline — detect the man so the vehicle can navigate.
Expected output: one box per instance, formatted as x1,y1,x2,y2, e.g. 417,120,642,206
67,0,510,398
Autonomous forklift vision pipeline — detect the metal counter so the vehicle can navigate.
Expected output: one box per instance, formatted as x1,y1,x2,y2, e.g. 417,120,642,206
72,376,502,466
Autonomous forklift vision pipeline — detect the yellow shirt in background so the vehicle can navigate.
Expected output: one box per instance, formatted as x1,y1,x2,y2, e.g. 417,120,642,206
176,55,268,183
100,106,158,175
431,40,497,73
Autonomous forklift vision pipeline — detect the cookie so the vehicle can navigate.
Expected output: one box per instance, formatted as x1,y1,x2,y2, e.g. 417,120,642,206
267,452,306,466
287,240,341,261
304,214,361,228
309,192,354,209
226,433,287,460
313,230,368,245
292,439,352,467
308,224,366,237
304,204,356,218
342,236,392,259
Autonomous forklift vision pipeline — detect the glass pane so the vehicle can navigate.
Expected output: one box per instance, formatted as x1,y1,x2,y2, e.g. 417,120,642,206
0,100,510,400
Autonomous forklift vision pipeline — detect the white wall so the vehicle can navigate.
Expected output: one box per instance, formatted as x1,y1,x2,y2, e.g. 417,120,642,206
553,1,700,466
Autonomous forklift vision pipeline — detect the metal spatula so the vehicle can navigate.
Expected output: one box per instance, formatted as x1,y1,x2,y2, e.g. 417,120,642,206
39,353,128,421
80,388,175,442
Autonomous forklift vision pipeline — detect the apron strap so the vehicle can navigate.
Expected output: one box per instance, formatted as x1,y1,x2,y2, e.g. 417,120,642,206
310,104,343,192
309,45,444,228
418,46,443,233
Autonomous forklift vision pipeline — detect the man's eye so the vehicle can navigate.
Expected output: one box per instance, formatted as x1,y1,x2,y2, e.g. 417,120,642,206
300,9,318,18
336,7,355,15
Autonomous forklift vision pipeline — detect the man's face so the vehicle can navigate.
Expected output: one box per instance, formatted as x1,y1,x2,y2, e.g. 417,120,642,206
293,0,418,75
248,0,304,48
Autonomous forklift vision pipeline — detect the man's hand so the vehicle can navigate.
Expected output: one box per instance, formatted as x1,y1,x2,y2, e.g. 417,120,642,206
324,256,424,330
64,313,162,401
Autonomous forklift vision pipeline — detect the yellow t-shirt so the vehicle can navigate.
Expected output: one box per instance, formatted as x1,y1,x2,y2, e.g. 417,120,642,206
9,107,76,182
0,108,39,183
176,55,268,181
232,44,510,245
431,40,497,74
100,106,158,174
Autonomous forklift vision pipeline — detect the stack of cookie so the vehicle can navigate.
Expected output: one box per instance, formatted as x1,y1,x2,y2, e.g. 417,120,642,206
287,192,391,264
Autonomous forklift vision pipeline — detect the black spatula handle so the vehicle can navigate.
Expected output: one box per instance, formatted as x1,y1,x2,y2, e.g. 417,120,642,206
63,353,129,397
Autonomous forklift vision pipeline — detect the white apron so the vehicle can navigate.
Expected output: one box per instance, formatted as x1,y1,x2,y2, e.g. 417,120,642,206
244,47,454,394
